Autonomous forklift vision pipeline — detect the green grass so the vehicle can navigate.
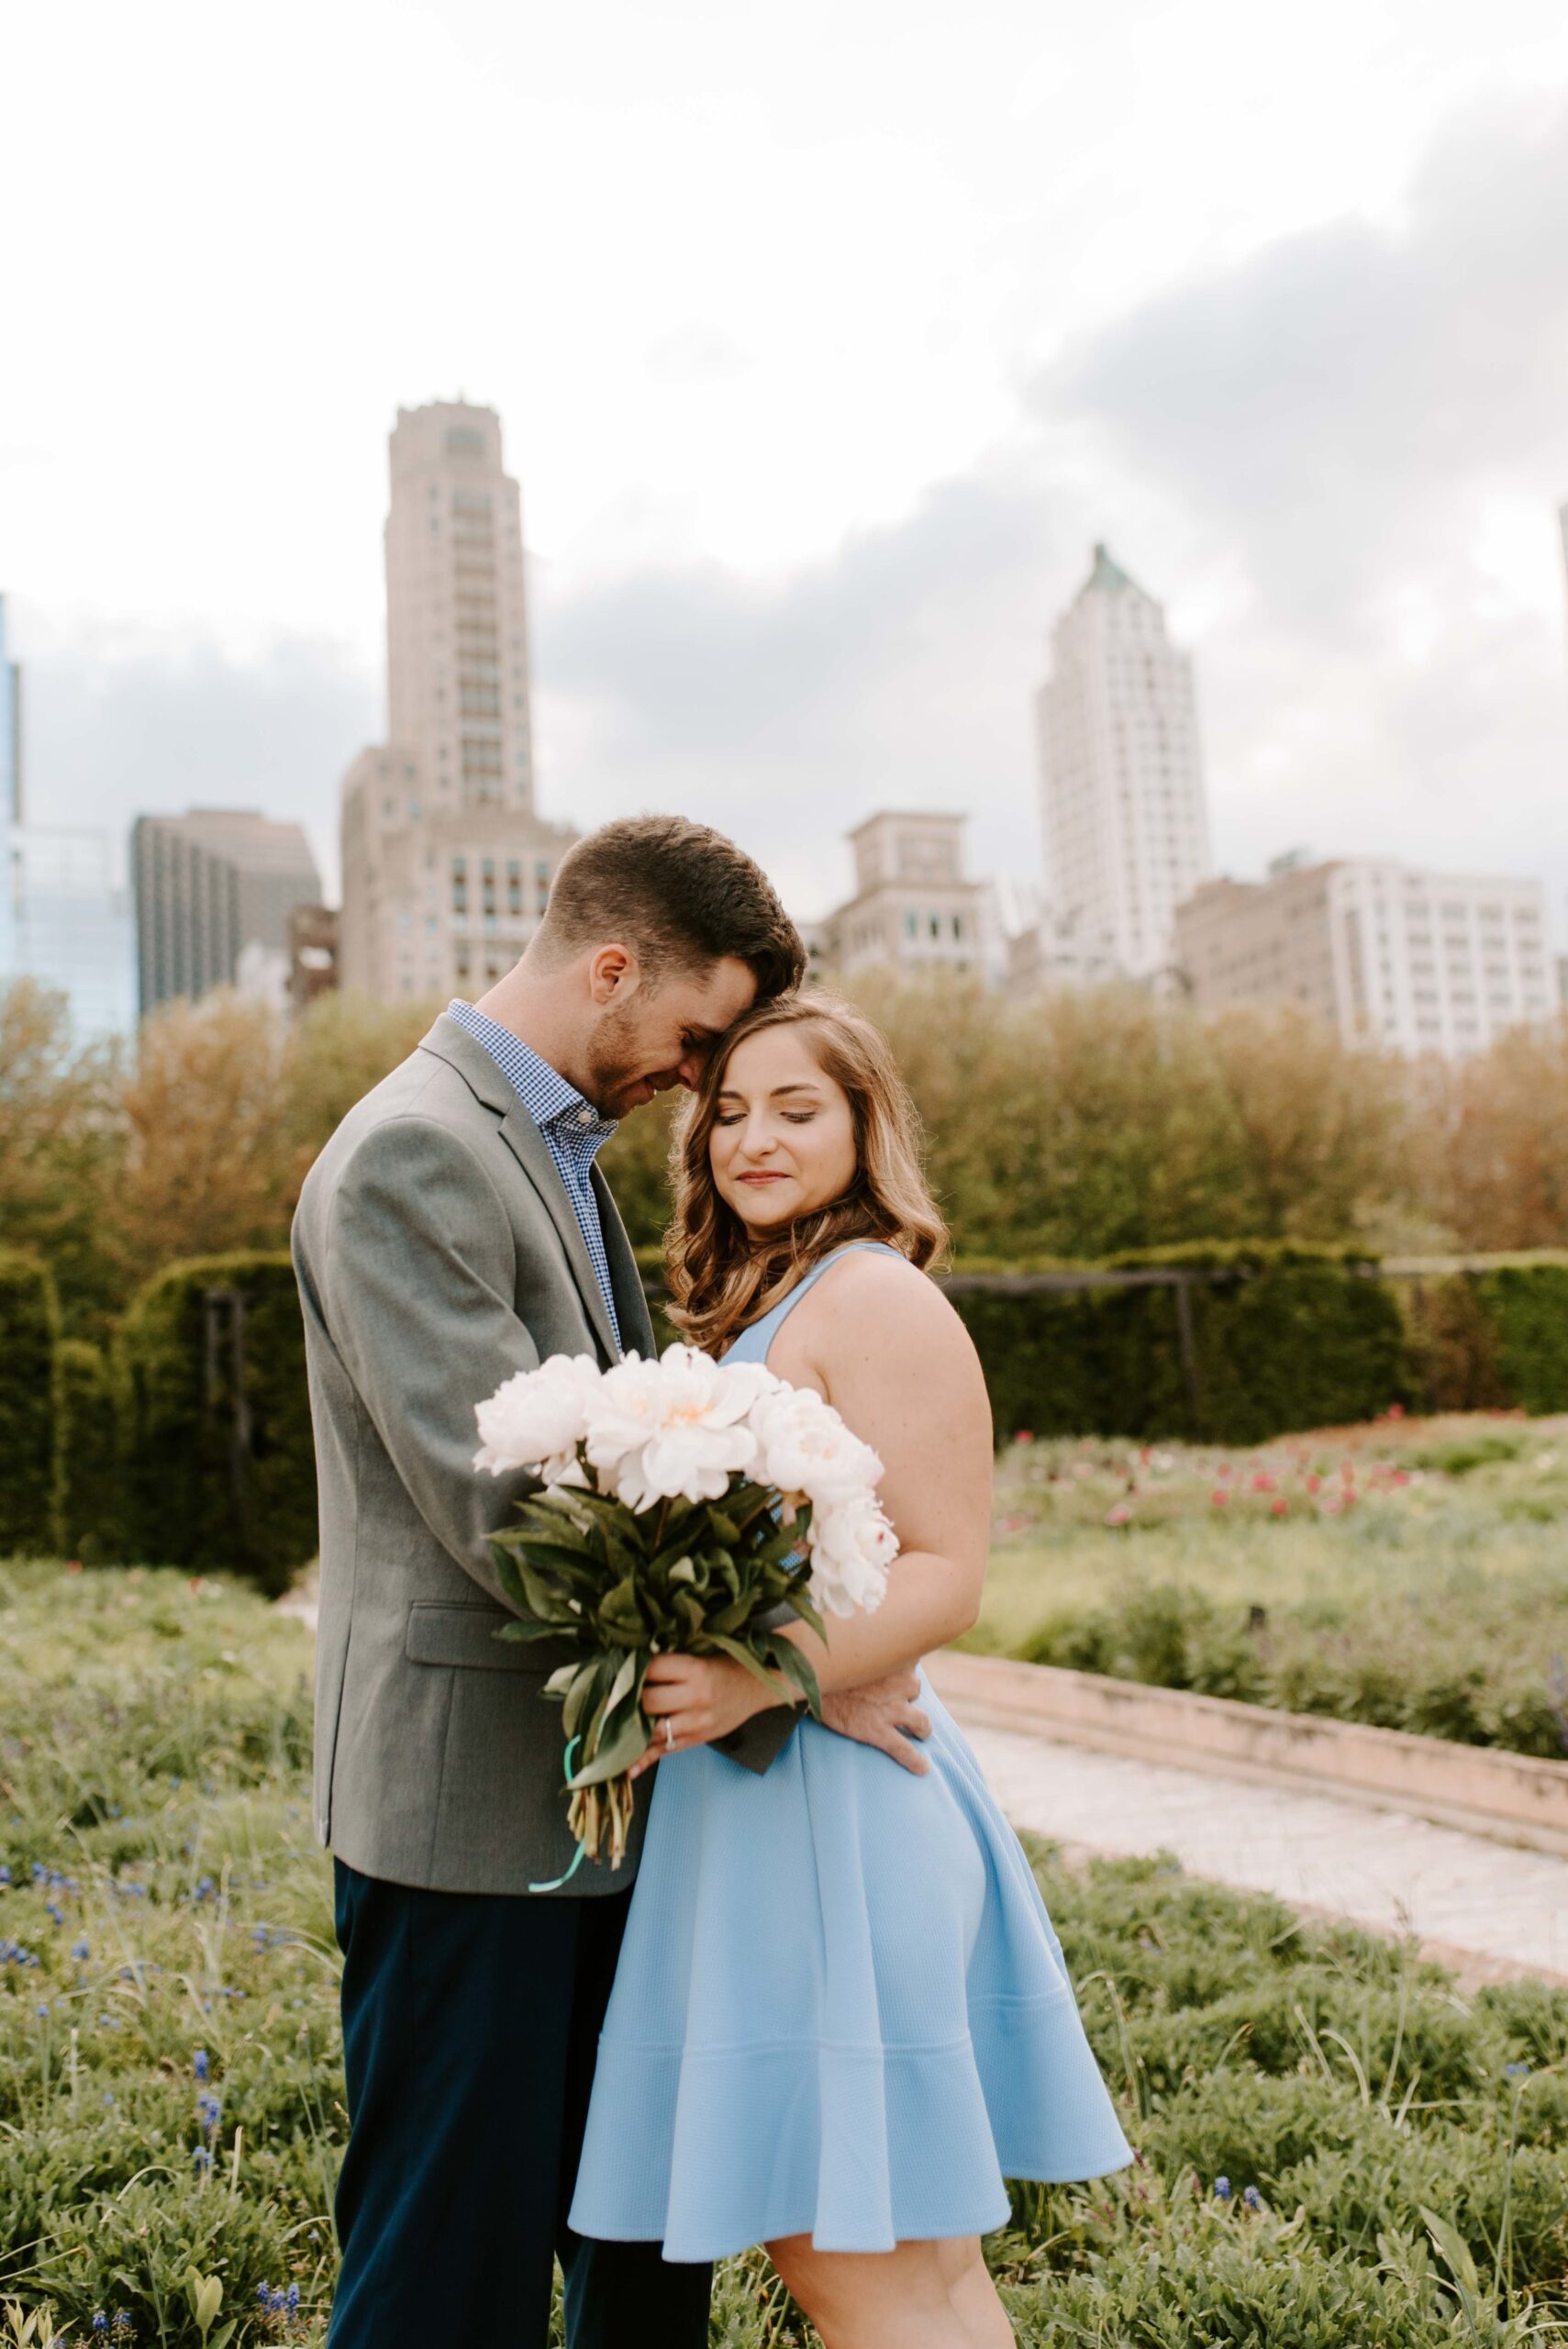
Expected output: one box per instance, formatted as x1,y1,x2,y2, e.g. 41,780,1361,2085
2,1559,1567,2343
968,1414,1568,1754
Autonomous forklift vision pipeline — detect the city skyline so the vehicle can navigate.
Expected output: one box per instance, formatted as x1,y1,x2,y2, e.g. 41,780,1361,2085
4,2,1568,936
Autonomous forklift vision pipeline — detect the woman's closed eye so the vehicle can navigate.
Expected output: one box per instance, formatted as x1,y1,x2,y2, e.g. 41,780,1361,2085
714,1109,817,1128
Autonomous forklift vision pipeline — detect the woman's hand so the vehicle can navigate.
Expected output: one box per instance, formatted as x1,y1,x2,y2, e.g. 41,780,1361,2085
632,1653,785,1778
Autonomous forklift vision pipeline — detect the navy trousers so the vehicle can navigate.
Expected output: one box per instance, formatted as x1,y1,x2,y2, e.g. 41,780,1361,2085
328,1860,712,2347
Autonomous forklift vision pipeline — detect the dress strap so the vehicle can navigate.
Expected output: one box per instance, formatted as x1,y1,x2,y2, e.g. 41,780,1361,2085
740,1241,903,1360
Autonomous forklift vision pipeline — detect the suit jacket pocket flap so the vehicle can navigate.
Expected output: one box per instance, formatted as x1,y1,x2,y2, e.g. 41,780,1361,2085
405,1602,555,1674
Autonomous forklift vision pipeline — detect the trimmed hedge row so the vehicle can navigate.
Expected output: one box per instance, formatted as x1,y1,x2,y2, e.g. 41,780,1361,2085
950,1244,1414,1446
0,1249,61,1556
10,1244,1568,1580
115,1252,317,1595
57,1337,117,1562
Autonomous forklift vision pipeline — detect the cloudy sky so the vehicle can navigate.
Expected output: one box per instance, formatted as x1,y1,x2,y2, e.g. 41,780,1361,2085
5,0,1568,927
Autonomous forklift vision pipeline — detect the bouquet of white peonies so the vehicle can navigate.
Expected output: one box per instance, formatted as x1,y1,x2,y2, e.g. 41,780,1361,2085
473,1345,898,1867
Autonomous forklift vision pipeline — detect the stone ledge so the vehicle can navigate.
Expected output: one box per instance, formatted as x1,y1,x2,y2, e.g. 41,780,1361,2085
929,1650,1568,1858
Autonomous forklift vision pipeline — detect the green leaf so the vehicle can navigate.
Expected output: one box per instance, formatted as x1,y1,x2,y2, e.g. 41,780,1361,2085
570,1700,652,1786
703,1632,786,1695
563,1655,615,1740
765,1635,822,1719
496,1617,569,1645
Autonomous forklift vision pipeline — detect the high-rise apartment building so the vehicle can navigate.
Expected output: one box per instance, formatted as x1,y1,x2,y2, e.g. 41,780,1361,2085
339,401,574,1001
132,808,322,1015
0,594,135,1041
1174,851,1557,1055
1035,545,1212,980
822,812,993,979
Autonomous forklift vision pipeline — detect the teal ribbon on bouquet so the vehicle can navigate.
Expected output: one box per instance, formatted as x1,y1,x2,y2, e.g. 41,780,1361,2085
528,1736,588,1893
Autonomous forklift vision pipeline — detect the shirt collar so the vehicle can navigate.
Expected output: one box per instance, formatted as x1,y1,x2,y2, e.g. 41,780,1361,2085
446,999,618,1139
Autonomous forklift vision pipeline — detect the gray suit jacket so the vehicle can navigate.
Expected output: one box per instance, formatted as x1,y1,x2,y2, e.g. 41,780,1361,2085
292,1013,794,1897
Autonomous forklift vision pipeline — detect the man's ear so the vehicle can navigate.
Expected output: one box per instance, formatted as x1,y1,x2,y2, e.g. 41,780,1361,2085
586,942,639,1006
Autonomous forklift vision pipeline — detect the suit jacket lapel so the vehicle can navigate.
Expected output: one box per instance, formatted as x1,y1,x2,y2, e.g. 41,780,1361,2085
496,1107,623,1364
417,1011,642,1365
594,1164,657,1360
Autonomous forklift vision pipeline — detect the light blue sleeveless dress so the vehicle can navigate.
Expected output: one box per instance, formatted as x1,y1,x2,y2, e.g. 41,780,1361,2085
568,1244,1132,2261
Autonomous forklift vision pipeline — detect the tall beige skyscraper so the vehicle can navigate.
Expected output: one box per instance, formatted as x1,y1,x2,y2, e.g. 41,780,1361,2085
339,401,574,1001
1035,545,1212,980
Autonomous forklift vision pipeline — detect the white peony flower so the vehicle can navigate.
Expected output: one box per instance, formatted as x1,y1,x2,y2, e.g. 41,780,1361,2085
584,1345,768,1511
806,1489,900,1618
473,1353,603,1482
748,1383,884,1512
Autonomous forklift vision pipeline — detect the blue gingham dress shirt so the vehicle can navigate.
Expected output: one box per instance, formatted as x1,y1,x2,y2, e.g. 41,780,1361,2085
446,1000,623,1352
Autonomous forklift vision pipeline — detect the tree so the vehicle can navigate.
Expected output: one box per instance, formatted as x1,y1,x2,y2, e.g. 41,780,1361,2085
1204,1003,1416,1242
108,991,293,1286
1428,1010,1568,1251
0,978,125,1335
281,991,439,1206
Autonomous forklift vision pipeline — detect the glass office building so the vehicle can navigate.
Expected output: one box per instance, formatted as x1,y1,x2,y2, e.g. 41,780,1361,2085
0,595,136,1044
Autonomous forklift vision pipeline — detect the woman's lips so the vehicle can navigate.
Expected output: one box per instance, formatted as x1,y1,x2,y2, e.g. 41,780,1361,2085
737,1171,788,1184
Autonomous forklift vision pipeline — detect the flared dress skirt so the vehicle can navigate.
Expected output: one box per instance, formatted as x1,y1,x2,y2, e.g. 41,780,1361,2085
568,1671,1134,2261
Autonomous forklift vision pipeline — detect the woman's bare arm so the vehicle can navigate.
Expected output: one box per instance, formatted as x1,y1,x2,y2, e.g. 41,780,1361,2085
767,1250,994,1694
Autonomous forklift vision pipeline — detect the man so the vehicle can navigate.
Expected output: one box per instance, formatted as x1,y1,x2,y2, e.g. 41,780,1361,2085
292,815,930,2346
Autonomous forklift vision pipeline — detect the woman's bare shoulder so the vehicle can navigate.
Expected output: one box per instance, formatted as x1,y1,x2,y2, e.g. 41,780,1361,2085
795,1248,974,1360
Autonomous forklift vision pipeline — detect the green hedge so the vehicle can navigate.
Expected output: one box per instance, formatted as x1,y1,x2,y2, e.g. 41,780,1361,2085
1398,1254,1568,1420
0,1249,61,1556
56,1337,117,1563
116,1252,316,1593
947,1244,1413,1446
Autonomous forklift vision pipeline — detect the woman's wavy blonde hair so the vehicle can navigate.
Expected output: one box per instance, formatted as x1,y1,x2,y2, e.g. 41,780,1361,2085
665,990,948,1357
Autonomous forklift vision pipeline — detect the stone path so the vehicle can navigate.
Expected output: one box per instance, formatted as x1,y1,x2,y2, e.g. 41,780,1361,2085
961,1718,1568,1987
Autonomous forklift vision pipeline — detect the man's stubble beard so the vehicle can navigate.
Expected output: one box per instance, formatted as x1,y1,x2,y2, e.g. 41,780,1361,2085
585,1004,669,1119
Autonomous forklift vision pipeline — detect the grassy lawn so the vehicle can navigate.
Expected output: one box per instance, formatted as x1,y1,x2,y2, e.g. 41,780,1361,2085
968,1413,1568,1755
2,1558,1567,2343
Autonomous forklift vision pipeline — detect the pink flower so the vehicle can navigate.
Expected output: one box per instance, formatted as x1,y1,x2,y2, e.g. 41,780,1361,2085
1269,1497,1287,1517
1105,1503,1131,1527
1217,1463,1234,1480
1251,1473,1275,1493
1391,1469,1410,1486
1211,1490,1229,1508
1016,1430,1034,1445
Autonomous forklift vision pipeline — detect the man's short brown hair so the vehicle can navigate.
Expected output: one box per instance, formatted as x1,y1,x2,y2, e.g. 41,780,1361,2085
536,815,805,1000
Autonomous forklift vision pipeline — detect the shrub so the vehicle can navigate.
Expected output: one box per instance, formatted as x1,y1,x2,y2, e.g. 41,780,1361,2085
116,1252,316,1593
56,1336,117,1561
1401,1255,1568,1416
1473,1261,1568,1413
0,1247,61,1556
949,1244,1410,1444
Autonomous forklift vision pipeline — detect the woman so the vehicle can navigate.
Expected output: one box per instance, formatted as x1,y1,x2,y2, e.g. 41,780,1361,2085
569,993,1131,2348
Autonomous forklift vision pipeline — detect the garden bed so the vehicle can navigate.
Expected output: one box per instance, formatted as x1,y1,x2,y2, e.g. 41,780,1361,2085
1,1560,1567,2343
968,1413,1568,1760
